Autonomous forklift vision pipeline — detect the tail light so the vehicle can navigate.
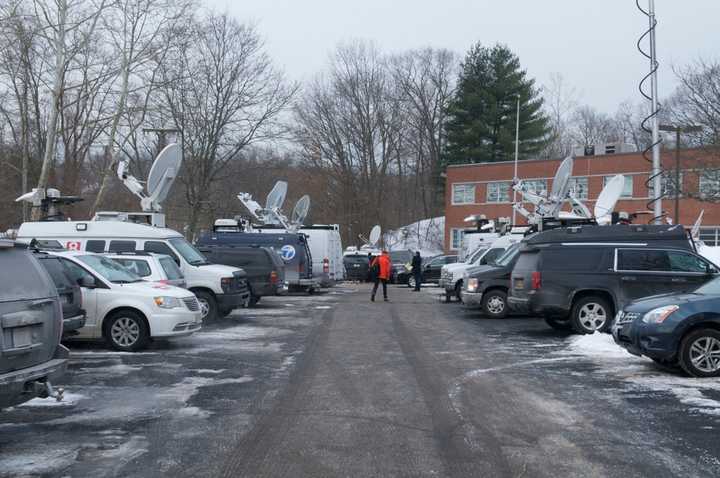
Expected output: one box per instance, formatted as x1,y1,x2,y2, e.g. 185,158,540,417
157,279,169,285
323,258,329,273
299,262,304,273
531,271,542,290
270,271,278,285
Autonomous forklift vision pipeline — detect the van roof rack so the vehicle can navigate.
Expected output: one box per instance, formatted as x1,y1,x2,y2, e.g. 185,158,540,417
525,223,688,246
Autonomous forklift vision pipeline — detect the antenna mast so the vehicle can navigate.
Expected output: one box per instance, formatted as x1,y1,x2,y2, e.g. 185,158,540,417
647,0,662,223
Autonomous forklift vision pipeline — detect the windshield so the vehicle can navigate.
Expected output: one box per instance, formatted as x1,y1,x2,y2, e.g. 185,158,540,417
169,237,209,266
694,277,720,295
492,243,520,267
390,251,412,263
467,246,489,264
77,255,142,283
159,256,184,280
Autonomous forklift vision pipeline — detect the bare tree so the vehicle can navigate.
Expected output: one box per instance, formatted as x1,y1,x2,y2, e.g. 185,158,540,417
570,105,619,149
540,72,577,158
666,59,720,146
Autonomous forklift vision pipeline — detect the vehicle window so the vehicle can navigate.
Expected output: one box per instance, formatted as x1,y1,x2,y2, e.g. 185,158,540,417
479,248,505,265
540,248,604,272
86,240,106,253
494,243,520,266
695,277,720,295
617,249,671,272
113,258,152,277
159,256,184,280
38,257,73,288
144,241,180,263
76,255,142,283
109,240,136,253
168,238,209,266
60,258,98,286
468,246,490,264
668,251,710,273
390,251,412,263
0,250,54,300
445,256,458,264
428,258,442,267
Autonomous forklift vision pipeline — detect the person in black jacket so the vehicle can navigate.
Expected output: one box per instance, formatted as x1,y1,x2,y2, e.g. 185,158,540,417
411,251,422,291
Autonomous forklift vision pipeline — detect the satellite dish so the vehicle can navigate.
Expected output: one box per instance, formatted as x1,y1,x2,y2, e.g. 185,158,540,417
266,181,288,210
291,195,311,225
691,210,704,241
369,225,381,246
147,144,181,201
594,174,625,221
550,156,573,201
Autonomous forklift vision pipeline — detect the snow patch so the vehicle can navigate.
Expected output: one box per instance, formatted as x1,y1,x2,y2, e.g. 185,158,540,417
20,392,86,408
383,216,445,256
315,306,332,310
561,333,638,360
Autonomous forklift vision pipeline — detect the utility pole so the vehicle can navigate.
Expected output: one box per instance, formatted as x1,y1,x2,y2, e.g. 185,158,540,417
512,94,520,224
659,124,702,224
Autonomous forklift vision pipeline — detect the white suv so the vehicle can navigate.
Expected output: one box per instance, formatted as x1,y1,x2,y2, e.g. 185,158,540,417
48,251,202,351
104,252,186,288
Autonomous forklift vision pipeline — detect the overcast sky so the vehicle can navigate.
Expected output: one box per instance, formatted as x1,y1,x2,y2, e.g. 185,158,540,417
202,0,719,113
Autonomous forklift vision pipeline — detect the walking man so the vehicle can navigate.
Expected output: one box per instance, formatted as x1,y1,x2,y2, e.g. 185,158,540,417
370,250,392,302
411,251,422,291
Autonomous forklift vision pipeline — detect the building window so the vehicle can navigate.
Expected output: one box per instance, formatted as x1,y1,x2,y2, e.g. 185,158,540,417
450,229,464,250
452,184,476,205
699,171,720,199
568,177,588,200
520,179,547,196
486,181,511,203
603,175,633,198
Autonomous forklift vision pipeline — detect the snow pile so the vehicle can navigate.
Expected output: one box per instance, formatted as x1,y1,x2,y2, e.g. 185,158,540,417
384,216,444,256
562,333,635,360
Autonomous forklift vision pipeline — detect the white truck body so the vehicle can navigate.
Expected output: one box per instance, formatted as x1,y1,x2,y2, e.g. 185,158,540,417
299,225,345,287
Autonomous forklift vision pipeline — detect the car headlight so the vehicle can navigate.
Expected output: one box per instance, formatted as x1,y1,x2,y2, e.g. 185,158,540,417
154,296,182,309
466,278,479,293
642,305,679,324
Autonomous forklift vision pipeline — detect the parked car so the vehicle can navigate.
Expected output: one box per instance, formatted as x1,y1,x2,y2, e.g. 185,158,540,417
104,252,187,288
612,275,720,376
416,254,458,287
462,244,521,318
46,250,203,351
197,228,318,293
199,246,288,306
0,240,68,409
16,220,250,321
389,250,413,284
440,233,524,301
508,224,709,334
33,250,86,335
344,253,372,282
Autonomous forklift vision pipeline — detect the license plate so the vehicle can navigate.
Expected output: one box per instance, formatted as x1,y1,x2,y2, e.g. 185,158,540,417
514,278,524,289
13,327,32,347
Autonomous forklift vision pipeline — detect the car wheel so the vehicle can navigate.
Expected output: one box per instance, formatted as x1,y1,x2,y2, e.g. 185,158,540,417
194,290,218,321
455,281,463,302
679,329,720,377
408,276,416,289
481,290,508,319
570,296,612,334
105,311,149,352
544,316,572,330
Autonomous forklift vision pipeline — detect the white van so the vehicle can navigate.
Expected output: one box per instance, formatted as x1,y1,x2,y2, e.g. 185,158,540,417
16,221,250,321
299,225,344,287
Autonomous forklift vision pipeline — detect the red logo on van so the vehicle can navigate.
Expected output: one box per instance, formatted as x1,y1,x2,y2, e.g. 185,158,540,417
66,241,81,251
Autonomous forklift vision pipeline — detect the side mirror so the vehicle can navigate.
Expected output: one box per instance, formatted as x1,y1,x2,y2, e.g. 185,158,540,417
79,276,96,288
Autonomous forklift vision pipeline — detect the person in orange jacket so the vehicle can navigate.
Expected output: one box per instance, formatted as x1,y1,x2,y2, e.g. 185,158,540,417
370,250,392,302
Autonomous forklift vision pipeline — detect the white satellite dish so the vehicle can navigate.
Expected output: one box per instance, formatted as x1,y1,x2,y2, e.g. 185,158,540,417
291,195,311,226
369,225,381,246
117,143,181,212
550,156,573,202
691,210,705,241
266,181,288,211
594,174,625,224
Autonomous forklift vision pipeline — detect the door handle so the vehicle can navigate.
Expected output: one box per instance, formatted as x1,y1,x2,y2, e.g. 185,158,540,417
30,298,55,308
620,276,637,281
671,277,687,283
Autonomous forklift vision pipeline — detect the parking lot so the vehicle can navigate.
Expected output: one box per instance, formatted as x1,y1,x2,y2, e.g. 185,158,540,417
2,284,720,477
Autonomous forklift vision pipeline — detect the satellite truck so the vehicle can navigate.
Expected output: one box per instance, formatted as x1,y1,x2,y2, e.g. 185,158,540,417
15,143,251,321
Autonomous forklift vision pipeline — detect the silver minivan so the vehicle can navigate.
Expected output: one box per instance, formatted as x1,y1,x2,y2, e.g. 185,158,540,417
0,240,68,408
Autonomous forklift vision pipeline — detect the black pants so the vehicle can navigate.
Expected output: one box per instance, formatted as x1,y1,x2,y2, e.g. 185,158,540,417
413,272,422,291
372,279,388,299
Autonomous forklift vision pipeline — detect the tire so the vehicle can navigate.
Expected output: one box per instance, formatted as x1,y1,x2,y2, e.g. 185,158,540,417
481,289,508,319
454,281,463,302
104,310,149,352
679,328,720,377
570,296,613,334
249,295,260,307
194,290,218,321
408,276,416,289
544,316,572,331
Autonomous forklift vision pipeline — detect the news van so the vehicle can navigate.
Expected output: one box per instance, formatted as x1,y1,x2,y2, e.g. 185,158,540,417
16,221,250,320
298,225,344,287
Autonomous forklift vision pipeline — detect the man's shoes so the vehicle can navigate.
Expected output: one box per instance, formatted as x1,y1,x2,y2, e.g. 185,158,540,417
371,295,375,302
383,298,389,302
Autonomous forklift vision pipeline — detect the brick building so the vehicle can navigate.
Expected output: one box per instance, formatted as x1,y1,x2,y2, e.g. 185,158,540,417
444,148,720,253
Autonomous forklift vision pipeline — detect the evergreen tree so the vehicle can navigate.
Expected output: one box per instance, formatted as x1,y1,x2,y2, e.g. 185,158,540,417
444,43,550,165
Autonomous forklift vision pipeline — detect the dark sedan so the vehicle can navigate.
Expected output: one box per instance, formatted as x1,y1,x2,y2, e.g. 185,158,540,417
613,277,720,377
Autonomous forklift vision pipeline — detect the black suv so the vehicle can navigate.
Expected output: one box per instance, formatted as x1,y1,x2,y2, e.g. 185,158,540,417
508,224,712,334
200,246,287,306
34,252,86,335
461,244,520,318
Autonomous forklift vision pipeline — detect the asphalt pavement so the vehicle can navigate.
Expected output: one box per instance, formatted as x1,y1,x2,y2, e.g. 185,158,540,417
2,284,720,477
